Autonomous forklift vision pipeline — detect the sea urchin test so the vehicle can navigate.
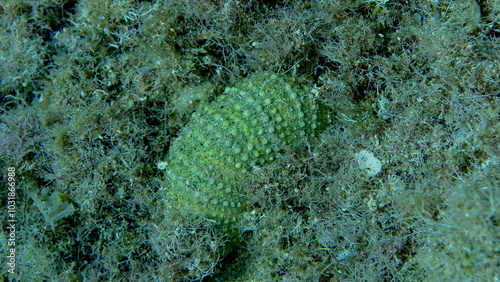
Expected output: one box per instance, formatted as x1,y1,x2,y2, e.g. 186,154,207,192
163,72,323,235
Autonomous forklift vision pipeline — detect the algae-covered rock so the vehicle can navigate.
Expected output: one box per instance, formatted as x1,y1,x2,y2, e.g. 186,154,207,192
163,72,325,235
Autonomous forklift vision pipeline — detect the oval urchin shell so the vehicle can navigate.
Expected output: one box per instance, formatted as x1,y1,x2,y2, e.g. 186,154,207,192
164,72,322,234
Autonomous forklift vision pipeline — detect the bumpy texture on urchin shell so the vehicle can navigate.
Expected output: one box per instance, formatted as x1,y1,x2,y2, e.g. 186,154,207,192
164,72,319,231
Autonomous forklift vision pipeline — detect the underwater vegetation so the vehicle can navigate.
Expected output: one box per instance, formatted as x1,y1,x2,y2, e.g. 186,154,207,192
0,0,498,281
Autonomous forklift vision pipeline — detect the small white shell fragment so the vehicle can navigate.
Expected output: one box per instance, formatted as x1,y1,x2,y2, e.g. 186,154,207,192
356,150,382,177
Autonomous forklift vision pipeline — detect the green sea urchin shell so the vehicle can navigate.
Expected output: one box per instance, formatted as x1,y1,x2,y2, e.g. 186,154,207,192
164,72,322,233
